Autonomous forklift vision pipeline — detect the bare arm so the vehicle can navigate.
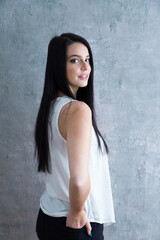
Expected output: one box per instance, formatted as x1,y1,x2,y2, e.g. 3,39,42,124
66,101,92,234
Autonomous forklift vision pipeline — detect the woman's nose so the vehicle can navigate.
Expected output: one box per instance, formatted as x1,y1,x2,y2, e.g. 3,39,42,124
81,61,89,70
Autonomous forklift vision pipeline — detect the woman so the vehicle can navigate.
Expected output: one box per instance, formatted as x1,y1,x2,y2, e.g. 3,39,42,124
35,33,115,240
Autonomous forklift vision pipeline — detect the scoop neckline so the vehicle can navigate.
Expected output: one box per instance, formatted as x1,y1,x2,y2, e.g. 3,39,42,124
56,96,76,100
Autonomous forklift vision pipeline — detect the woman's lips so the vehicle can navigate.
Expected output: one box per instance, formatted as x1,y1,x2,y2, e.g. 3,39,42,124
78,74,88,80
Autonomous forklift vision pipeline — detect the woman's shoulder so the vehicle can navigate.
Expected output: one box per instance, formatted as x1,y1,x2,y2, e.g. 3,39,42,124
58,100,92,141
62,100,91,118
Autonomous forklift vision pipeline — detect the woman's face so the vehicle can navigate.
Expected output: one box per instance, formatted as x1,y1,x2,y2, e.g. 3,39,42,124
66,42,91,97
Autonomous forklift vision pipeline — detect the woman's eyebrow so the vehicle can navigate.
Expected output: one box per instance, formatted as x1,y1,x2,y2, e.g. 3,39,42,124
68,54,90,59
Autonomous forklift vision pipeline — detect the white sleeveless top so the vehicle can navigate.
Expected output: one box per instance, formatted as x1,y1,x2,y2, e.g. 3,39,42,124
40,96,115,226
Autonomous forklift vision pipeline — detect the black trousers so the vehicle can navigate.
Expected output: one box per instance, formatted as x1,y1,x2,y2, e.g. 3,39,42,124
36,208,104,240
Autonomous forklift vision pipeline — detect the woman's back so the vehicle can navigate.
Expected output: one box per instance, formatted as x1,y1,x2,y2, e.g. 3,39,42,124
40,96,115,226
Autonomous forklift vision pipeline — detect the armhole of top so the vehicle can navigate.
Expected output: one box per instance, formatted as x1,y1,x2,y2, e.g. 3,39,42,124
55,98,78,143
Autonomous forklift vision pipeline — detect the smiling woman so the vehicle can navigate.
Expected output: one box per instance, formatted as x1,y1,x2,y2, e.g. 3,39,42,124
34,33,115,240
66,42,91,97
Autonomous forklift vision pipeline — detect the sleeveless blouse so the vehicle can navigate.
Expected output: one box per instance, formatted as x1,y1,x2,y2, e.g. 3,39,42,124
40,96,115,226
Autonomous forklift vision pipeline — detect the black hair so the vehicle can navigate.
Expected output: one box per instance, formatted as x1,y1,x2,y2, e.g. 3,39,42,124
34,33,109,173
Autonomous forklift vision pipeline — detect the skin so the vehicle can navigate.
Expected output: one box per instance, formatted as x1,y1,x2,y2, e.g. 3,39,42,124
58,42,91,98
57,43,92,235
66,102,92,236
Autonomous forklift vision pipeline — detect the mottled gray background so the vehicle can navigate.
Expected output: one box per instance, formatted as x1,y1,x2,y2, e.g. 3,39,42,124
0,0,160,239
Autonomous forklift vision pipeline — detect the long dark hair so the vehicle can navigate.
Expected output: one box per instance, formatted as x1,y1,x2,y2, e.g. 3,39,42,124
34,33,109,173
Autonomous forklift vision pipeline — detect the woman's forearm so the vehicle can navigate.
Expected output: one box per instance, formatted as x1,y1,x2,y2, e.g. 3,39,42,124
69,173,91,213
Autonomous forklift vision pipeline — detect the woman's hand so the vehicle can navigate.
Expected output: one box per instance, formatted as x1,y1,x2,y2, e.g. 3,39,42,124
66,209,92,236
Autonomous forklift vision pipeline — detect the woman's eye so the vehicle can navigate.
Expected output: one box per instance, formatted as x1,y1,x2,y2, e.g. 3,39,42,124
70,59,79,63
70,58,90,64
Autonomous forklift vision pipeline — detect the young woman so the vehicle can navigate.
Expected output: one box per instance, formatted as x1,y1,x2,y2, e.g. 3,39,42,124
35,33,115,240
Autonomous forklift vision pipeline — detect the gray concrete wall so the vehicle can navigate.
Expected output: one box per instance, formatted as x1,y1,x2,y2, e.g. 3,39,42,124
0,0,160,239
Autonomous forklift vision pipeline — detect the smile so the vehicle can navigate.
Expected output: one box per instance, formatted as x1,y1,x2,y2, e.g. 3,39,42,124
78,75,88,80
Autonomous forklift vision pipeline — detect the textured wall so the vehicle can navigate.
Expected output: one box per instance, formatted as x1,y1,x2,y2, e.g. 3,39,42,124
0,0,160,239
